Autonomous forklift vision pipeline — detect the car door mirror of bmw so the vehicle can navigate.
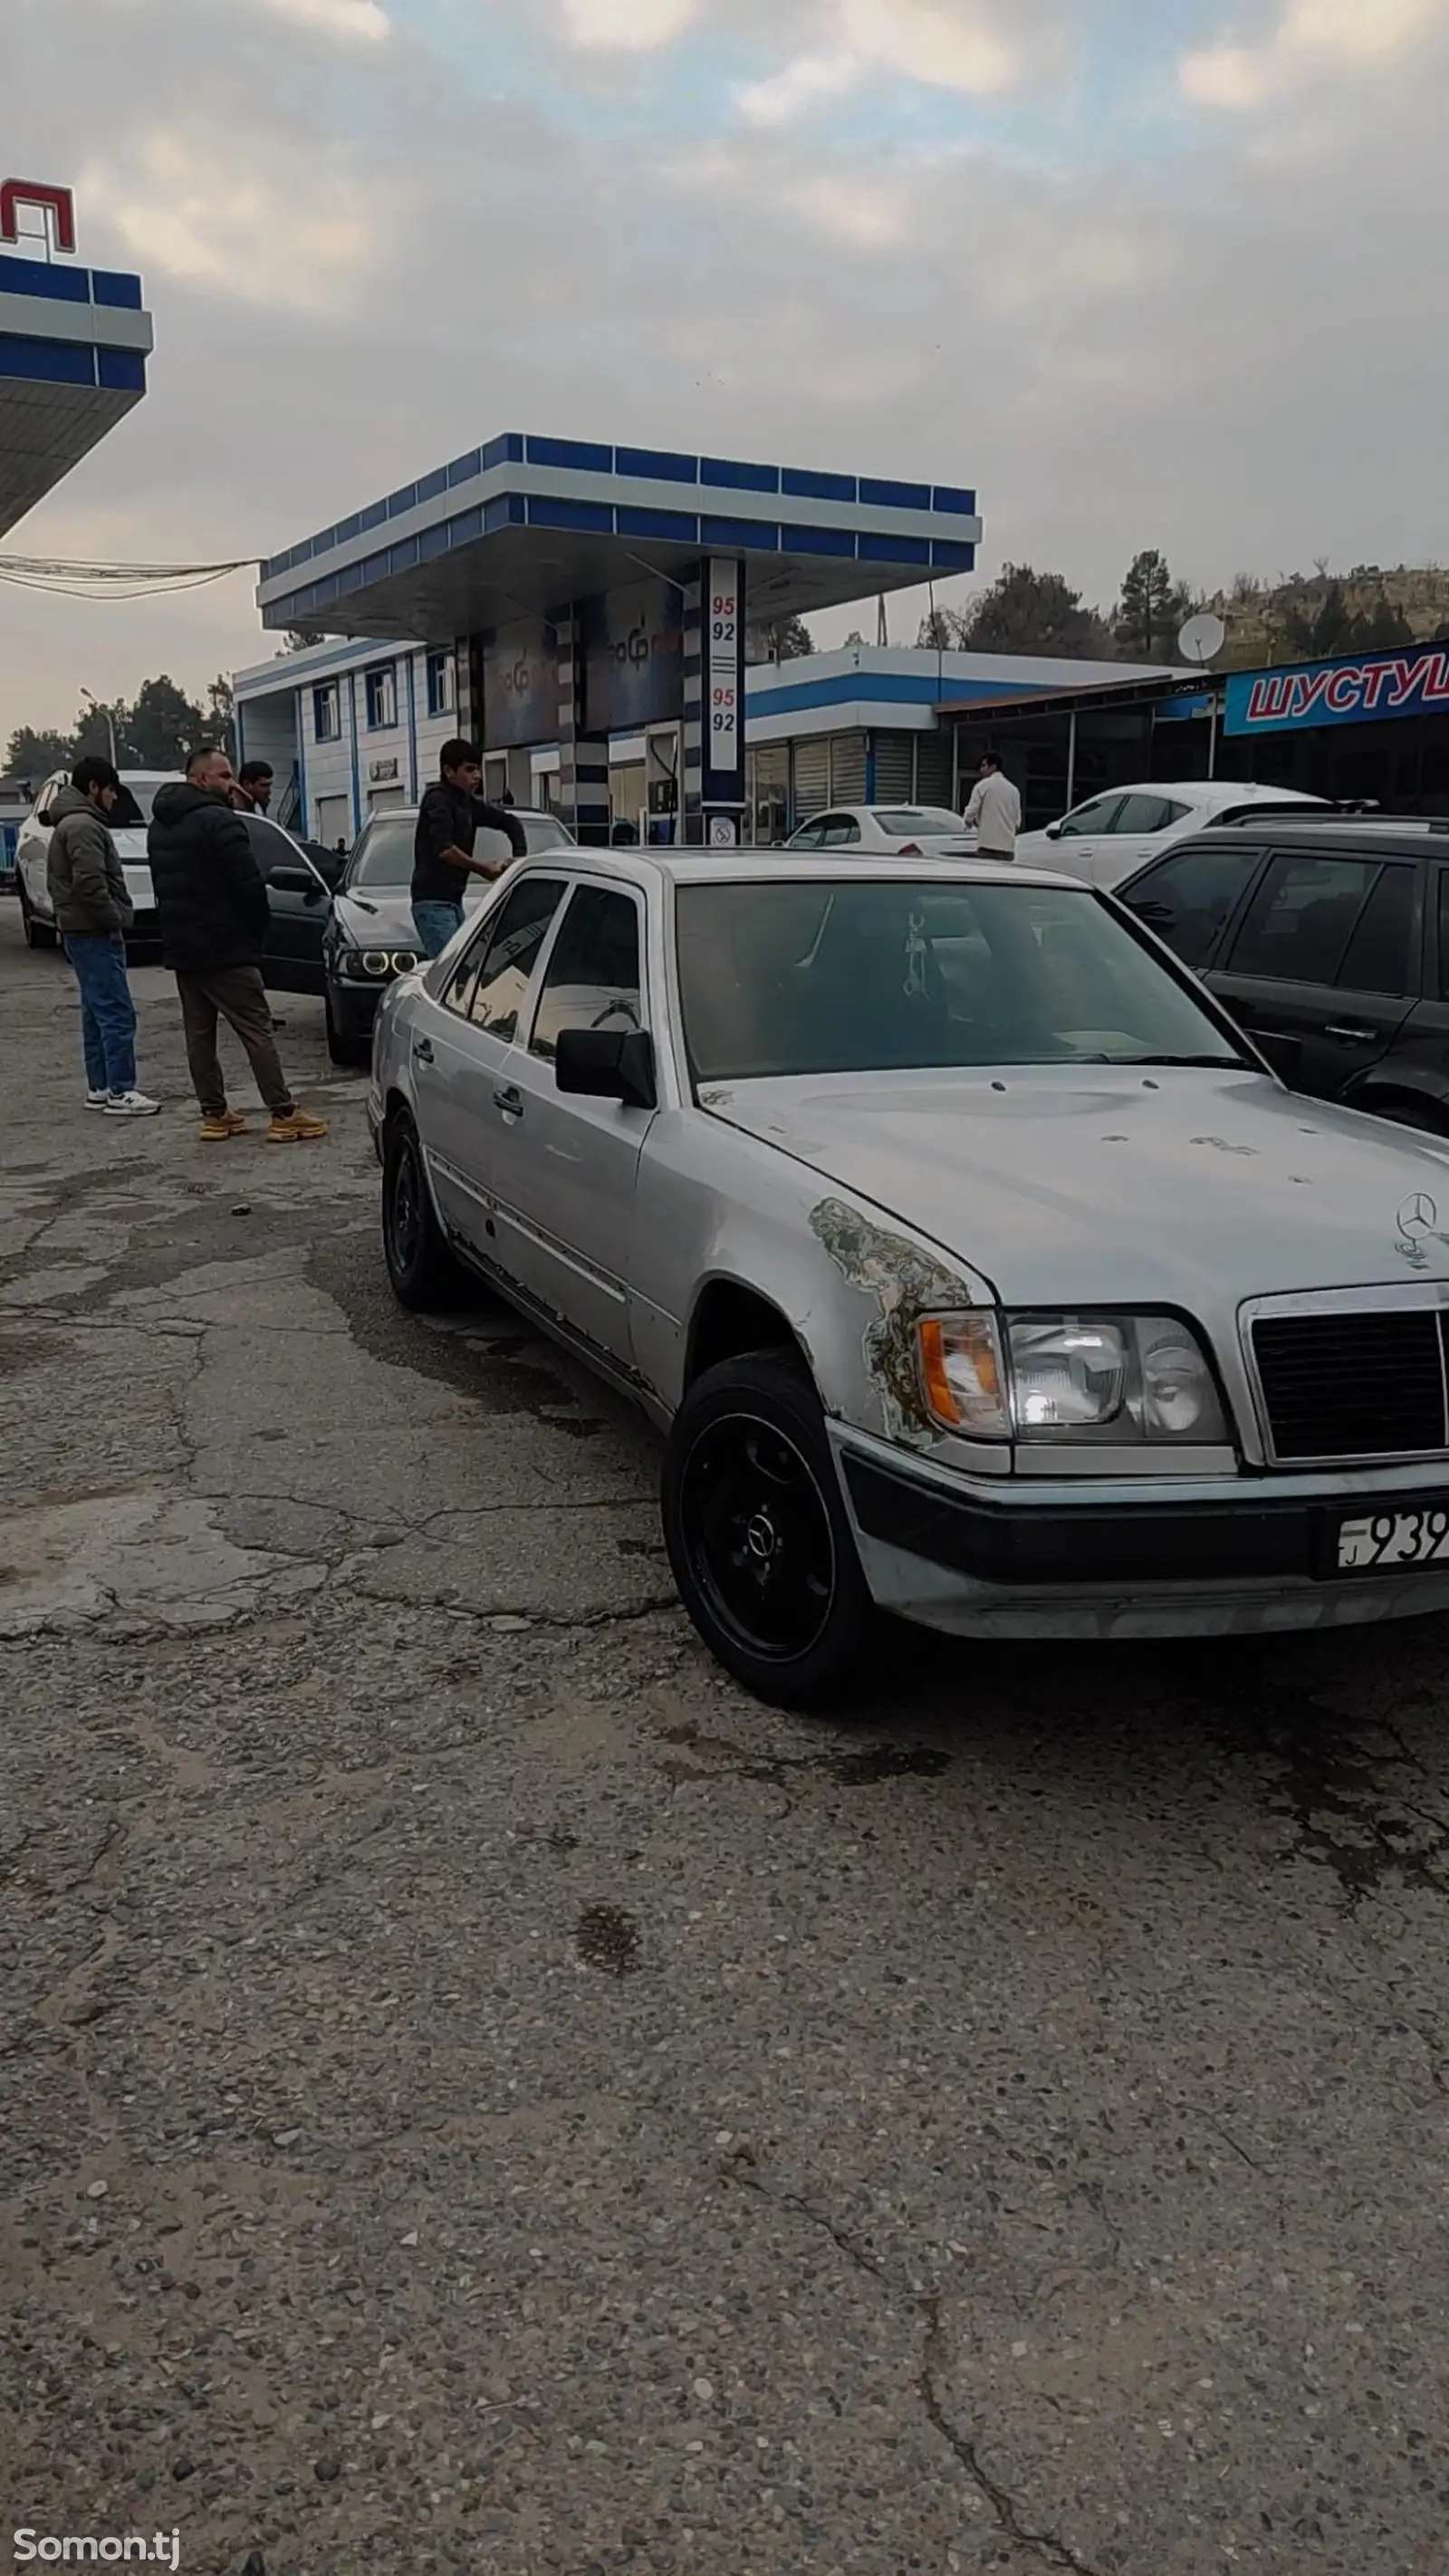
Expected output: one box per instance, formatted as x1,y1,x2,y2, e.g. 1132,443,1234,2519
555,1026,657,1110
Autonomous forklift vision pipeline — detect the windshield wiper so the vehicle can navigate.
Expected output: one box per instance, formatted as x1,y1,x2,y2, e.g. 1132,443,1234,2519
1103,1053,1244,1069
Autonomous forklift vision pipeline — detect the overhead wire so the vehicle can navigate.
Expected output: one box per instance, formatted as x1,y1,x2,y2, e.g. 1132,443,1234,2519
0,553,258,601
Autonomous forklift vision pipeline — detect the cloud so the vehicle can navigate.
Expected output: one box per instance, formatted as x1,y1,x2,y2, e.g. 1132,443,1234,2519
556,0,702,46
737,51,864,127
82,134,388,314
1182,0,1438,108
256,0,389,38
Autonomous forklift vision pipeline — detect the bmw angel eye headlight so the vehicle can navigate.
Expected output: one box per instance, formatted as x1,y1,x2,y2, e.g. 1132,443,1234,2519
916,1311,1226,1445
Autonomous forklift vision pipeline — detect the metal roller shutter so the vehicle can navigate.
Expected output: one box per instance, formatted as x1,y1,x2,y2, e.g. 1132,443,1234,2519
830,733,868,804
792,739,830,821
915,734,955,807
873,734,915,803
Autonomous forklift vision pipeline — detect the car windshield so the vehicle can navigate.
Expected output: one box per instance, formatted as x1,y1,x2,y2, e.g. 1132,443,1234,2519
676,878,1248,1082
870,809,965,836
110,781,167,827
350,815,416,885
350,809,573,884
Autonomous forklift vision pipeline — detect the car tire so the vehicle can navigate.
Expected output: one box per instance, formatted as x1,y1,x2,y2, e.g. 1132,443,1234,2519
381,1108,473,1311
324,985,370,1067
18,881,58,949
662,1349,876,1712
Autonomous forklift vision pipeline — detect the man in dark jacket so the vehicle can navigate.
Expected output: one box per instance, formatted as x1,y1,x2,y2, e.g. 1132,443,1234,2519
48,756,160,1118
411,739,527,959
149,746,327,1143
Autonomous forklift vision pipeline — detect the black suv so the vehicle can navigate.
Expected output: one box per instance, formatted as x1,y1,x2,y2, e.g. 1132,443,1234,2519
1115,819,1449,1133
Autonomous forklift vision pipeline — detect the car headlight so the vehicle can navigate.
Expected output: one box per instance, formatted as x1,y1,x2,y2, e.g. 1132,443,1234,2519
916,1311,1225,1445
338,947,414,981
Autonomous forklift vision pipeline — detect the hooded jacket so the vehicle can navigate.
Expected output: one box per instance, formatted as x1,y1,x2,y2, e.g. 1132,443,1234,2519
46,783,134,938
148,783,270,974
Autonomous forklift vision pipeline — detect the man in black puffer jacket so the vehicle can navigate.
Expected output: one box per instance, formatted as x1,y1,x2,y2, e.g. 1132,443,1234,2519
149,746,327,1144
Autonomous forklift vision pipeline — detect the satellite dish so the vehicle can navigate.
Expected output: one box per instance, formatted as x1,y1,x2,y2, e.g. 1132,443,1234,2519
1178,611,1226,668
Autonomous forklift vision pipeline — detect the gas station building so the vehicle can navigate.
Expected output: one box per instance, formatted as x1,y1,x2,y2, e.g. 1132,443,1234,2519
249,433,984,845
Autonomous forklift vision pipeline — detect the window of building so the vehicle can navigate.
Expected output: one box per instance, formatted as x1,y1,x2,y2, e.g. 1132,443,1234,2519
365,665,398,731
313,683,341,743
426,650,455,719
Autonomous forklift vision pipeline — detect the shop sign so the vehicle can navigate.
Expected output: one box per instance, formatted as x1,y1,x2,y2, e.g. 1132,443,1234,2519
1,181,77,255
368,755,400,784
1224,646,1449,738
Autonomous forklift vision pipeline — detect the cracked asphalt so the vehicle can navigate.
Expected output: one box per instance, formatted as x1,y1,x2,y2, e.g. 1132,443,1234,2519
4,898,1449,2576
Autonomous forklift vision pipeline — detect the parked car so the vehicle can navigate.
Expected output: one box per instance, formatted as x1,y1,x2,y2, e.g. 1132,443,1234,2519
369,847,1449,1709
785,805,977,858
1016,780,1329,889
1114,818,1449,1134
15,768,183,949
321,804,577,1062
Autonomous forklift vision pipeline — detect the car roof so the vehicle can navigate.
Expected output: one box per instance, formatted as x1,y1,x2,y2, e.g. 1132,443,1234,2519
361,803,560,822
1164,820,1449,855
515,848,1079,892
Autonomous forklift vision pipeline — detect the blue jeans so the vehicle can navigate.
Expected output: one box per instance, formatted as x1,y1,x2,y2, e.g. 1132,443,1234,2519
65,932,137,1094
412,899,465,960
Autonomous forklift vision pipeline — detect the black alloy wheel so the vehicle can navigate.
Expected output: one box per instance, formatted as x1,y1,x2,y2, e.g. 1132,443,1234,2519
663,1350,875,1710
381,1110,471,1310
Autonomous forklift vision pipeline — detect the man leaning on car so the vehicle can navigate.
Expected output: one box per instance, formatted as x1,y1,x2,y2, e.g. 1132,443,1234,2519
411,738,527,961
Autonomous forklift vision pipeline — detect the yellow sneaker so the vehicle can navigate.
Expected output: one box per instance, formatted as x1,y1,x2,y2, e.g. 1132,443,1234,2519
265,1107,329,1143
199,1110,247,1141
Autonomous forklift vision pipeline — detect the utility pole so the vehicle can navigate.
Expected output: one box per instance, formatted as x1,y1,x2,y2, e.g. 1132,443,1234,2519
80,687,117,767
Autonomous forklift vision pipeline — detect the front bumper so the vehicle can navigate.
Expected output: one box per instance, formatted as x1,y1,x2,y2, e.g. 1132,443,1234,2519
834,1432,1449,1639
326,976,382,1039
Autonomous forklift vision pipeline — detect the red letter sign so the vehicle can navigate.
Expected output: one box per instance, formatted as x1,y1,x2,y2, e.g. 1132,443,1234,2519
0,181,77,255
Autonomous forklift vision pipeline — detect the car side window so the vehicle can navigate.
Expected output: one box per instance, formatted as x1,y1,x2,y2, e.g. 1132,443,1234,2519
1437,877,1449,1003
790,819,825,850
1334,864,1415,995
818,815,860,848
460,875,567,1042
1058,794,1126,839
1223,851,1380,986
529,885,643,1064
1116,793,1186,834
1123,841,1265,969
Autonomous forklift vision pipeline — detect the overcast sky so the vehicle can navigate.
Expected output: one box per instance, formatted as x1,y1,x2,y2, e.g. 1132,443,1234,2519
5,0,1448,736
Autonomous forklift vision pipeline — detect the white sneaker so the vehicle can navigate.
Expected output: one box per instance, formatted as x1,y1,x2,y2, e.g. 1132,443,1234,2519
85,1087,110,1110
103,1090,161,1119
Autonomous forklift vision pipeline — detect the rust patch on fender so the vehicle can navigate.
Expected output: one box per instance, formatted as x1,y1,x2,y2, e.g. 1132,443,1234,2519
810,1197,971,1443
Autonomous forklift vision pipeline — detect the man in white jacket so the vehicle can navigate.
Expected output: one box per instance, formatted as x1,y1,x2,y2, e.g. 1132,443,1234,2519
964,753,1022,859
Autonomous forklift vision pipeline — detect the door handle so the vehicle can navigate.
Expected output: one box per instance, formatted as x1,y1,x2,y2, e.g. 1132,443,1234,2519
1325,1023,1377,1043
493,1084,523,1115
412,1036,435,1064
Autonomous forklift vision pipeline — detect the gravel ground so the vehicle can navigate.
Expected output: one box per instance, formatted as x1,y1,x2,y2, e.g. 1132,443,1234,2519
4,899,1449,2576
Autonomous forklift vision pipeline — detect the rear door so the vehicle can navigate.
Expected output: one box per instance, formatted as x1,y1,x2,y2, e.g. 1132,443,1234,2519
414,873,571,1257
1205,844,1420,1101
1089,791,1194,889
1118,836,1270,974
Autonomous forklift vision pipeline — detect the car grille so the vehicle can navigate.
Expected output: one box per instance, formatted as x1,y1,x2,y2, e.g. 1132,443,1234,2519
1252,1310,1448,1461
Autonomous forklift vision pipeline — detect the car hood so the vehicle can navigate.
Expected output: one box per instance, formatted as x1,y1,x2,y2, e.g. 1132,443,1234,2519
332,884,491,946
701,1066,1449,1307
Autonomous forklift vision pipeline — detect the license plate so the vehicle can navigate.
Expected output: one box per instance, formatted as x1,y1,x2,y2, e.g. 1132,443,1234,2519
1337,1506,1449,1572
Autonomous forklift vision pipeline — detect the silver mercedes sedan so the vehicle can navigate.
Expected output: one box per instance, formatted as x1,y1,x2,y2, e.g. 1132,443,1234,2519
369,851,1449,1708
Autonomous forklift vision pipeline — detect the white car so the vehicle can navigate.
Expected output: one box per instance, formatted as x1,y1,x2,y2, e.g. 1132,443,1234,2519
1016,781,1329,892
785,804,977,858
15,767,182,948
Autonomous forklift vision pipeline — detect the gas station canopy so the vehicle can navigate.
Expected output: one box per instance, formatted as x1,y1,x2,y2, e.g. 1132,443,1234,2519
256,432,981,640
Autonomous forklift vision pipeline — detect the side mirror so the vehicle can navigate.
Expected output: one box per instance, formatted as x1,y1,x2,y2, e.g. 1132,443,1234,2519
555,1026,657,1111
1044,822,1063,841
268,864,324,897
